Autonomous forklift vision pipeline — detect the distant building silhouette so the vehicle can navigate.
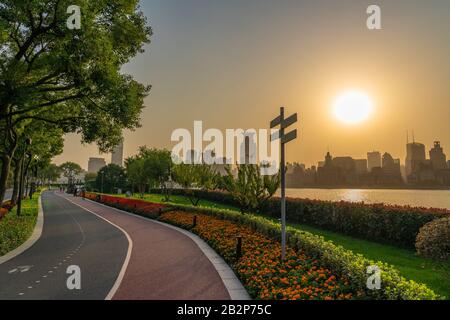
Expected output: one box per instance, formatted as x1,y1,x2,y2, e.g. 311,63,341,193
111,141,124,167
355,159,368,175
406,142,426,178
367,151,381,172
381,153,402,183
88,158,106,174
332,157,357,184
429,141,447,170
317,152,341,185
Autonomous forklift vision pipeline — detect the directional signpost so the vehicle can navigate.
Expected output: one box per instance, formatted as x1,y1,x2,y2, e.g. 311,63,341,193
271,107,298,261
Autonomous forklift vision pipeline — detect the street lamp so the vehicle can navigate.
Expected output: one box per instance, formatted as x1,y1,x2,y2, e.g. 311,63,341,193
17,138,32,216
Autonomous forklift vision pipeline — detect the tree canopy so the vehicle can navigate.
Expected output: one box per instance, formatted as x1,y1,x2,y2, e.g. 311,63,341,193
0,0,152,202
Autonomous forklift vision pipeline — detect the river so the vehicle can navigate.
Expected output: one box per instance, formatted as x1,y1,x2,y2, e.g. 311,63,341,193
277,188,450,210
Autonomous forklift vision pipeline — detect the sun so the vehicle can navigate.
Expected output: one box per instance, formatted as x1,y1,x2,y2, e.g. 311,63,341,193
332,90,374,125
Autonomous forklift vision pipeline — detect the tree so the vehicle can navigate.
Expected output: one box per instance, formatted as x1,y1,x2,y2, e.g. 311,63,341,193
172,164,220,206
125,155,147,198
95,164,126,194
10,121,64,204
141,148,173,201
223,165,280,213
38,163,62,186
83,172,97,192
0,0,152,203
59,162,82,189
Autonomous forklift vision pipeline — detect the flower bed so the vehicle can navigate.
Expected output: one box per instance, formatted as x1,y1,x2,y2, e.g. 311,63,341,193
84,192,168,219
150,189,449,249
160,211,353,300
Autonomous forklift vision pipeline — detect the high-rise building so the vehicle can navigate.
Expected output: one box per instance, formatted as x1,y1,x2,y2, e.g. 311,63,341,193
111,141,124,167
382,153,402,179
406,142,426,176
367,151,381,172
88,158,106,173
429,141,447,170
355,159,368,175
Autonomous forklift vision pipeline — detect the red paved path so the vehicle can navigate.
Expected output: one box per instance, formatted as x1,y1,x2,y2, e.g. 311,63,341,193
61,194,230,300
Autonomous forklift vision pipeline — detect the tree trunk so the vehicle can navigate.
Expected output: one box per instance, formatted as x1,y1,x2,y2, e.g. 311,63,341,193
11,158,21,205
0,154,12,204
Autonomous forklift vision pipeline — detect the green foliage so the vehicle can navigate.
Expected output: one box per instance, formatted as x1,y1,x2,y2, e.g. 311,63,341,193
169,204,440,300
160,189,448,249
0,191,40,256
83,172,97,191
95,164,126,194
416,218,450,261
125,154,147,197
59,162,82,186
171,163,220,206
125,147,172,199
223,165,280,213
0,0,152,201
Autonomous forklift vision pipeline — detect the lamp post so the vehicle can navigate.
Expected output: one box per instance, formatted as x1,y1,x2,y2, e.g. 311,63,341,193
270,107,298,261
17,138,32,216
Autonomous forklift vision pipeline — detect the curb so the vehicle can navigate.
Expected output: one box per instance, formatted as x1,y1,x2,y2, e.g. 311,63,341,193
0,195,44,265
83,197,251,300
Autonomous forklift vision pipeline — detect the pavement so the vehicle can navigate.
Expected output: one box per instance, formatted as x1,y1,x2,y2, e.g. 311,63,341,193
0,191,128,300
0,191,232,300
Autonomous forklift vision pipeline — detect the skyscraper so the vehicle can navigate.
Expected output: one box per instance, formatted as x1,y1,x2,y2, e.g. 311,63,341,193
429,141,447,170
88,158,106,173
367,151,381,172
111,141,124,167
405,142,426,176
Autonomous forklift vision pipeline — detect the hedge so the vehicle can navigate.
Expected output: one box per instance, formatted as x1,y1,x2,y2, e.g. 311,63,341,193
86,192,441,300
150,189,450,249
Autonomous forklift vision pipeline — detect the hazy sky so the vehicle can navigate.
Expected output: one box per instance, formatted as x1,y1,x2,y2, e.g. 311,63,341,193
54,0,450,169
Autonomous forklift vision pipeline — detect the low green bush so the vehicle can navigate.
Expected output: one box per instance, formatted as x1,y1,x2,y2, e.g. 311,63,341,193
150,189,449,249
416,218,450,261
169,203,440,300
0,192,40,256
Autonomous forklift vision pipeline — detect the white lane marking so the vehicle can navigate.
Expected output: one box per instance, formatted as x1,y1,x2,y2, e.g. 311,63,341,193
56,194,133,301
8,265,33,274
36,281,40,283
18,293,24,296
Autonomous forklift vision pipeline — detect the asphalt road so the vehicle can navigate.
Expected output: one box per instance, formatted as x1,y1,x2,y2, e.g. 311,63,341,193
0,191,232,300
64,194,231,300
0,191,129,300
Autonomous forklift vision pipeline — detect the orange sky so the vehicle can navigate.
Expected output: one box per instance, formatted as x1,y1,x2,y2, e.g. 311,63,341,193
54,0,450,170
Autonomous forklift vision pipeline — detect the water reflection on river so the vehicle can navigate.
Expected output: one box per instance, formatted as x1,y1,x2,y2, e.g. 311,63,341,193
275,189,450,210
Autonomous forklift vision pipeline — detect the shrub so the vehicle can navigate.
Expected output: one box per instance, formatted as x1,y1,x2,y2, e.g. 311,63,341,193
1,200,14,211
160,211,353,300
171,204,440,300
0,208,8,220
416,218,450,261
151,189,449,249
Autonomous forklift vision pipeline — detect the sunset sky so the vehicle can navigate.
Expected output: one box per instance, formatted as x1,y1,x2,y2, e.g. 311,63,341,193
54,0,450,169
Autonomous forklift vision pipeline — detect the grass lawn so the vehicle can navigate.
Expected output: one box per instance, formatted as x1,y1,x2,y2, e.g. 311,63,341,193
0,192,41,256
116,192,449,298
